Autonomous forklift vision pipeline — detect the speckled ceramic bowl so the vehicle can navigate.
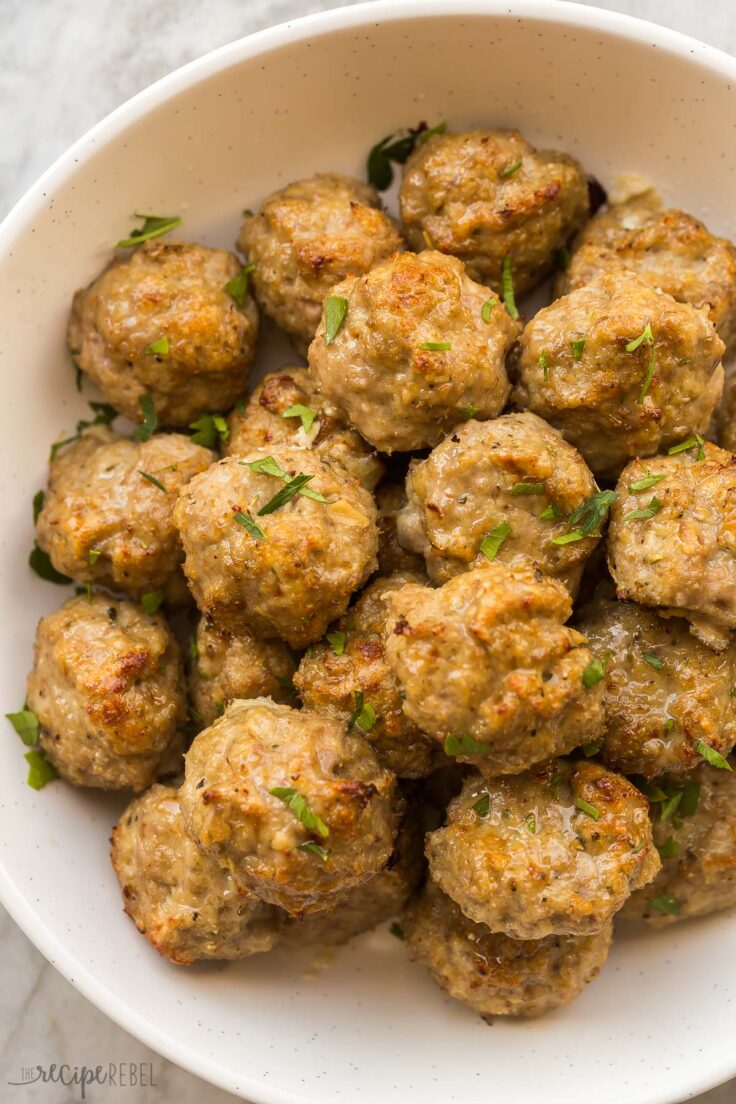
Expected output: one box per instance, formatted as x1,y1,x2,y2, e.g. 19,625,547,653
1,2,735,1102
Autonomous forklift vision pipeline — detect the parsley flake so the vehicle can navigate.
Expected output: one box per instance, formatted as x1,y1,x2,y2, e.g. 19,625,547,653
6,709,39,746
189,413,229,448
87,548,101,565
298,842,331,862
133,394,158,442
502,256,519,321
625,323,656,404
481,298,497,323
480,521,511,562
145,336,169,357
472,794,490,817
650,893,680,916
49,401,120,460
643,652,664,670
366,121,447,189
25,750,58,790
139,470,167,493
582,650,610,689
628,469,666,493
269,786,329,838
570,338,586,360
694,740,733,771
234,512,266,540
624,496,660,522
444,732,490,757
575,797,601,821
282,404,317,433
224,263,255,306
420,341,452,351
668,434,705,461
539,350,550,380
141,590,165,615
258,473,327,515
115,213,182,249
525,813,537,834
324,296,348,344
458,406,479,420
28,547,71,585
32,490,44,524
347,690,377,732
566,490,618,537
499,159,522,178
327,631,347,656
657,836,681,860
510,482,545,496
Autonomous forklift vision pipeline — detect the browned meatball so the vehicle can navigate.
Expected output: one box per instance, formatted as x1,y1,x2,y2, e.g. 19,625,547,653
68,241,258,427
36,427,214,605
512,271,723,479
374,481,426,576
426,762,659,939
173,449,378,648
283,807,424,946
383,562,604,775
621,763,736,926
405,881,613,1019
26,594,186,790
513,271,725,479
188,618,296,726
308,250,518,453
179,698,399,915
238,173,403,351
397,413,600,591
111,783,283,964
294,573,441,779
608,444,736,651
577,597,736,778
226,367,383,491
557,196,736,352
399,128,589,294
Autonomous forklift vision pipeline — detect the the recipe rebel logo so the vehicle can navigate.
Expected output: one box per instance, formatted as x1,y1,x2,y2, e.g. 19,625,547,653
7,1061,157,1097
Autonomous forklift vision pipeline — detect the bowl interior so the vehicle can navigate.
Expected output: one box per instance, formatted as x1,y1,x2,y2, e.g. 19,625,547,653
1,4,735,1104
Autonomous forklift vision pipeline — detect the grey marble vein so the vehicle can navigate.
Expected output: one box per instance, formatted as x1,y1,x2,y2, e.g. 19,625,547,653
1,0,735,1101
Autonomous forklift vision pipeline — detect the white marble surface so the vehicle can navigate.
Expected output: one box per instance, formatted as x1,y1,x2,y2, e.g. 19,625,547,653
1,0,735,1101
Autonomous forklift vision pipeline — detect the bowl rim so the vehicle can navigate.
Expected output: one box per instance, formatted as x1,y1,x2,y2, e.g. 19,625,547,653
3,2,736,1102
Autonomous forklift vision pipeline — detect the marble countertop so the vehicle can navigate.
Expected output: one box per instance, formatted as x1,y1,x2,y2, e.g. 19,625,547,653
2,0,735,1101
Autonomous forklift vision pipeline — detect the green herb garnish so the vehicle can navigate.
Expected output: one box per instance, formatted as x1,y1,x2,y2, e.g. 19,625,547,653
189,413,229,448
566,489,618,537
28,547,71,585
141,590,165,615
480,521,511,562
366,121,446,189
657,836,681,860
628,469,666,493
115,213,181,249
502,255,518,321
574,797,601,821
327,631,347,656
234,512,266,540
539,350,549,380
224,263,256,306
499,159,522,178
695,740,733,771
509,482,545,496
626,323,656,404
298,842,331,862
458,406,479,420
582,737,603,757
650,893,680,916
472,794,490,816
6,709,39,746
138,470,167,493
24,750,58,790
269,786,329,838
282,404,317,433
49,401,119,461
133,394,158,442
624,496,660,522
582,650,610,689
145,336,169,357
324,296,348,344
525,813,537,834
258,473,326,515
643,652,664,670
444,732,490,757
347,690,377,732
481,299,497,323
570,338,586,360
32,490,44,524
419,341,451,351
668,434,705,461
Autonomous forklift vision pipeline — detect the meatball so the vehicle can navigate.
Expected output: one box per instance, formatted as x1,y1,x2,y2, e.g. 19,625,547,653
405,881,613,1019
622,763,736,926
577,597,736,778
608,444,736,651
375,481,426,576
513,271,725,479
308,250,518,453
238,173,403,351
68,240,258,427
36,427,214,605
188,618,296,726
226,367,383,491
399,128,589,294
397,412,600,590
295,572,441,779
383,561,604,775
173,448,378,648
179,698,399,915
26,594,186,790
557,195,736,352
111,783,283,964
283,807,424,946
426,761,659,939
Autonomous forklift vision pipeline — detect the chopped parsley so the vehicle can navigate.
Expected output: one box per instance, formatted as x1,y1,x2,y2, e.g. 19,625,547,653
570,338,586,360
525,813,537,834
144,336,169,357
189,414,229,448
628,469,666,493
32,490,44,524
472,794,490,817
419,341,452,351
582,737,603,757
555,245,571,270
141,590,165,615
643,652,664,670
582,650,610,689
133,394,158,442
650,893,680,916
49,400,119,461
574,797,601,821
347,690,377,732
668,434,705,461
87,548,101,564
481,298,497,323
566,490,618,538
269,786,329,838
298,842,331,862
224,263,256,306
245,456,289,477
444,732,490,757
624,496,660,522
115,213,182,249
138,470,167,493
480,521,511,562
24,750,58,790
626,323,656,404
327,631,347,656
510,482,545,496
657,836,681,860
366,121,446,189
458,406,479,420
28,547,71,585
539,350,549,380
233,511,266,540
499,159,522,178
325,296,348,344
540,502,565,521
259,473,327,515
659,789,682,824
694,740,733,771
6,708,39,746
282,404,317,433
550,530,585,545
501,256,519,321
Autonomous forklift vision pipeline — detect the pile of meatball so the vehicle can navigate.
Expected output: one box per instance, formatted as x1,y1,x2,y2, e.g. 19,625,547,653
23,124,736,1020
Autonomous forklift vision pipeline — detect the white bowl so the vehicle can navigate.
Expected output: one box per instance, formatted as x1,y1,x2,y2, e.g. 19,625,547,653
2,2,736,1102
